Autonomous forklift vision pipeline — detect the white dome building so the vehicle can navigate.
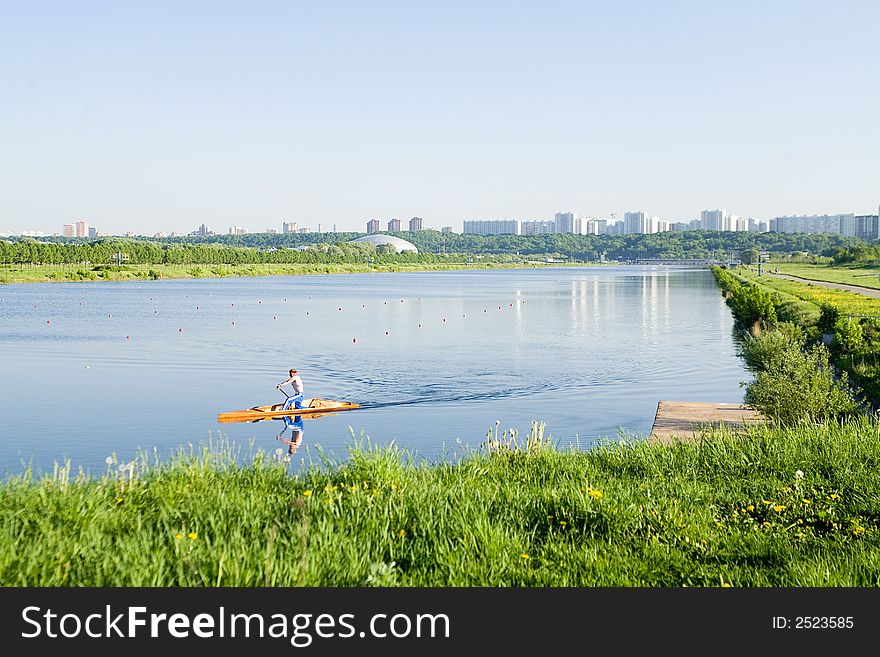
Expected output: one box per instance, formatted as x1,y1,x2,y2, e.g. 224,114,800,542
349,234,418,253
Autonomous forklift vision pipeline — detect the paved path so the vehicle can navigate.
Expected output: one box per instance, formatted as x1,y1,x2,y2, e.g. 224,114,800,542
649,401,765,444
765,272,880,299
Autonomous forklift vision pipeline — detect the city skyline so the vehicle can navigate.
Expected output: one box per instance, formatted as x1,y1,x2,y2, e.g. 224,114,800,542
5,202,879,240
1,2,878,235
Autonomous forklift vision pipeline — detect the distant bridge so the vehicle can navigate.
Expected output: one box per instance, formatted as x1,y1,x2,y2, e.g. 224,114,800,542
632,258,730,267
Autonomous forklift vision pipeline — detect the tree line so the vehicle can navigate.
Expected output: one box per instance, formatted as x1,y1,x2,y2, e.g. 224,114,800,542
2,230,864,266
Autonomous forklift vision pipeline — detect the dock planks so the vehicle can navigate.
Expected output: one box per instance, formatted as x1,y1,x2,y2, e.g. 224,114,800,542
649,401,764,444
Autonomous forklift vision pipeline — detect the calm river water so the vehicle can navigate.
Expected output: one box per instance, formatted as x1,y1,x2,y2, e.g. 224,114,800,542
0,267,750,475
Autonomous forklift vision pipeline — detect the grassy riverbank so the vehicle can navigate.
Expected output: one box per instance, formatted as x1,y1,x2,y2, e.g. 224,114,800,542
0,261,542,284
772,263,880,290
2,420,879,586
714,266,880,405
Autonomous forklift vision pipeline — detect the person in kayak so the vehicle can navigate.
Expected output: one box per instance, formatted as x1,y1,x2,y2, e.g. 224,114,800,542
277,368,304,410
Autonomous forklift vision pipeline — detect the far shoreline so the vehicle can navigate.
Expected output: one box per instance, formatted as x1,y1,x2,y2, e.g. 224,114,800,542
0,261,615,285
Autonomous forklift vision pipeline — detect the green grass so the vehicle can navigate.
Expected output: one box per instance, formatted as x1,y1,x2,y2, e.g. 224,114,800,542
738,268,880,318
0,261,544,284
3,420,880,586
773,263,880,290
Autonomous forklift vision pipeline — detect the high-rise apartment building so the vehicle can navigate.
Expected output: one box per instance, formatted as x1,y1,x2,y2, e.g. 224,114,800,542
770,214,854,235
229,226,248,235
521,220,556,235
63,224,74,237
441,226,453,233
576,217,607,235
282,222,297,233
387,218,401,232
856,214,880,241
409,217,423,231
75,221,89,238
554,211,577,234
623,211,647,234
366,219,380,234
700,209,728,231
462,220,520,235
88,227,97,238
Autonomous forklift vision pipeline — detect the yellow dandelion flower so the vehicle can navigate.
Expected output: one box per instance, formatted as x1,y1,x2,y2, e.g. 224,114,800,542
587,488,604,499
762,499,771,505
188,532,198,540
721,582,732,588
521,554,530,560
115,497,123,504
397,529,406,538
746,505,754,511
762,521,772,527
830,493,841,500
802,499,811,505
773,505,785,512
175,533,183,540
303,490,312,497
559,520,567,527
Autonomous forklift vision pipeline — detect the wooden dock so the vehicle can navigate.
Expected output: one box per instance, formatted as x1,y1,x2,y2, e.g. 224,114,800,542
649,401,764,444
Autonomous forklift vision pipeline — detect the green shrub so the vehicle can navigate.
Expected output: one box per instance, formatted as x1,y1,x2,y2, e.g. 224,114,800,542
818,304,840,334
740,326,804,372
774,297,820,325
834,317,865,355
744,344,860,425
859,318,880,348
729,283,777,330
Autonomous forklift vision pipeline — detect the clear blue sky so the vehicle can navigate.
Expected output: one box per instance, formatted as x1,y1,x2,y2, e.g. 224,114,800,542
1,0,878,235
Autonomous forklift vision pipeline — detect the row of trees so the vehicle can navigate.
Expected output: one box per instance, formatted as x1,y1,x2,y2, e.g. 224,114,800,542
2,230,863,266
0,239,470,266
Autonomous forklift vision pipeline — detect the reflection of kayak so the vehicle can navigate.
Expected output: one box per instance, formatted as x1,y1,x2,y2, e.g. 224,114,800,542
217,398,360,424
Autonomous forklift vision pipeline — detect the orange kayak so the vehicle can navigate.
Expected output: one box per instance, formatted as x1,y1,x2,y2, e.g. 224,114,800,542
217,398,360,423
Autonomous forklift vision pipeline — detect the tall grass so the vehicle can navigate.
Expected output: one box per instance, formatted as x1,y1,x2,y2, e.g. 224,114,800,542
2,420,879,586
